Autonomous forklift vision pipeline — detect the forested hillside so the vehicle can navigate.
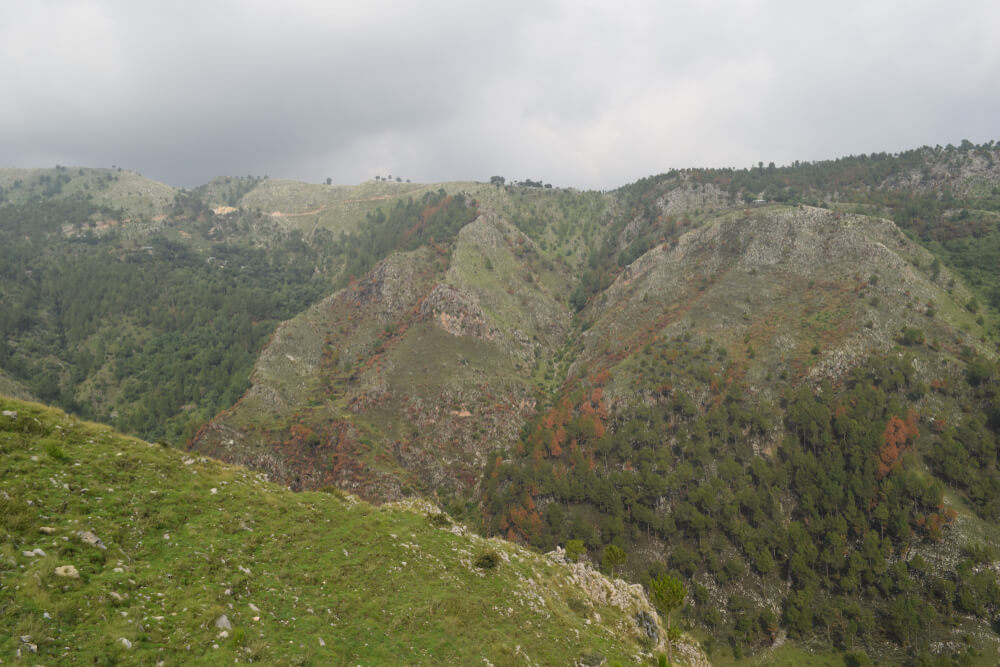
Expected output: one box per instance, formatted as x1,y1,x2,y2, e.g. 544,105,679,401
2,143,1000,663
0,169,471,444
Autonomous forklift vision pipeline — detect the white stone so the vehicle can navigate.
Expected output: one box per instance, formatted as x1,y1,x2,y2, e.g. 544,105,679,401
54,565,79,578
77,531,106,549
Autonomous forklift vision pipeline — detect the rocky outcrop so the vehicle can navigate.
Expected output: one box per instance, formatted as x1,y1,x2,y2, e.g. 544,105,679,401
419,284,497,340
547,547,710,666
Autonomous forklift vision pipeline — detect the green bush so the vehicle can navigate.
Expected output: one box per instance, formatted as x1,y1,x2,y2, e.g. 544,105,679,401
0,490,33,533
601,544,627,575
41,437,69,462
900,327,925,346
565,539,586,563
474,550,500,569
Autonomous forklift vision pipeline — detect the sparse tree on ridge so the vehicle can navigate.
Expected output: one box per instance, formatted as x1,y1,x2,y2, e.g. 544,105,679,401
601,544,626,577
650,574,686,665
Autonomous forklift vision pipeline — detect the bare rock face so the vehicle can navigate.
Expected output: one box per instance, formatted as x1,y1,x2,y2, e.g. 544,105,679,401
548,547,710,666
190,210,573,502
419,284,496,340
879,147,1000,196
578,206,981,409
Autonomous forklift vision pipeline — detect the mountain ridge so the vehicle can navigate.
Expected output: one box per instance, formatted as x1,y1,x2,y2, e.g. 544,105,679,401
2,143,1000,662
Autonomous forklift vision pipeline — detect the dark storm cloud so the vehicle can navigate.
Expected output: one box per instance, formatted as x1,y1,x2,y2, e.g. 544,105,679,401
3,1,998,189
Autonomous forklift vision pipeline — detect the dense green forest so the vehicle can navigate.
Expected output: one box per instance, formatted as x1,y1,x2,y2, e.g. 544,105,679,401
0,197,330,441
0,184,479,444
336,190,479,284
483,340,999,660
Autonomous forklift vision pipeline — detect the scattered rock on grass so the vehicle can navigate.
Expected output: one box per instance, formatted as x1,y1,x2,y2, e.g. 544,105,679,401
77,531,106,549
215,614,232,631
55,565,80,578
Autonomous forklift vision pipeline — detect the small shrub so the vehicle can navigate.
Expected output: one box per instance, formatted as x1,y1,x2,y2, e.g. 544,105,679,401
567,597,589,617
427,512,451,528
42,438,69,462
579,651,605,666
88,548,107,567
963,542,996,564
844,652,873,667
0,491,33,533
900,327,925,346
319,486,345,501
474,550,500,569
565,539,586,563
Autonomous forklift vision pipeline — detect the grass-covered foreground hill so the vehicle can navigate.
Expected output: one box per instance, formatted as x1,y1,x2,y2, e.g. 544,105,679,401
0,395,700,665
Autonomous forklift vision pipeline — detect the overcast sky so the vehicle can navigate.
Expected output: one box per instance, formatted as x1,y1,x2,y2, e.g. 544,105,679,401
3,1,998,190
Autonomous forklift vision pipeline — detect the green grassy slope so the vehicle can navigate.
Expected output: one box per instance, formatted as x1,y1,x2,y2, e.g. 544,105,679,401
0,394,682,665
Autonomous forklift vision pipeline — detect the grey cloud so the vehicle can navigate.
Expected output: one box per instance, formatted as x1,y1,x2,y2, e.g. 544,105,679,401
2,0,998,189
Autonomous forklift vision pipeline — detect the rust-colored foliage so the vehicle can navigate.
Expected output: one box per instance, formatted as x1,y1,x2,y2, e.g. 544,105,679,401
916,507,957,541
878,410,919,479
549,434,563,458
